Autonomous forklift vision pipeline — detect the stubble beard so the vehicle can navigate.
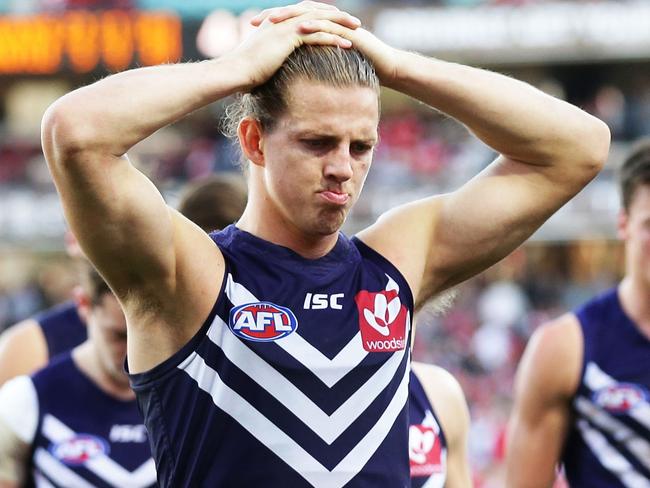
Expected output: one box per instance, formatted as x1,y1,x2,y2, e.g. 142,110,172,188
314,206,349,236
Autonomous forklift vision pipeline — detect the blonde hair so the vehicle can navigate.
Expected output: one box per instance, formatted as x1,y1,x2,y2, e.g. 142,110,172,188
223,45,379,147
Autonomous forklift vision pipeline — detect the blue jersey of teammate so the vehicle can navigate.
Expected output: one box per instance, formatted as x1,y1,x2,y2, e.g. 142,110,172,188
409,371,447,488
34,301,86,359
562,288,650,486
129,225,414,487
0,353,156,488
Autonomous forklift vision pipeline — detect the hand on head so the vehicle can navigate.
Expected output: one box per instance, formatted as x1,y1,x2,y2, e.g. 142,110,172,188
250,1,357,28
247,1,397,87
228,1,362,90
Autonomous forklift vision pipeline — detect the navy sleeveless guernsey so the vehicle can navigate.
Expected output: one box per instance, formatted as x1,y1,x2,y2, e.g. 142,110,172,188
35,301,86,358
562,287,650,487
5,353,156,487
409,371,447,488
129,225,414,487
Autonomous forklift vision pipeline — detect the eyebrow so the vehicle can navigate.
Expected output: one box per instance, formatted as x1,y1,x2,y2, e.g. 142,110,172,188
294,131,378,145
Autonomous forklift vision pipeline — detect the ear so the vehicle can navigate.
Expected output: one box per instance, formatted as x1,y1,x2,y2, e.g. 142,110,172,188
238,117,265,167
73,285,91,327
617,209,629,241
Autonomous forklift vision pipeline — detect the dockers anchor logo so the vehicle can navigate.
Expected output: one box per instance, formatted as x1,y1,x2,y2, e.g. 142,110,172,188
355,275,408,352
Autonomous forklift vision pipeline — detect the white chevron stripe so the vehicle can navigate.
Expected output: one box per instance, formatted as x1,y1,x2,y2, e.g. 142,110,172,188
42,414,156,487
225,274,370,387
34,471,56,488
206,314,406,444
576,397,650,471
422,471,446,488
584,362,650,431
34,448,95,488
180,350,410,488
577,420,650,488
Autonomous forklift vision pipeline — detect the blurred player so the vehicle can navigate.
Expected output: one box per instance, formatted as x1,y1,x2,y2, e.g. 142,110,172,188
41,1,609,485
410,361,472,488
176,173,248,233
0,264,156,488
0,233,86,386
506,140,650,487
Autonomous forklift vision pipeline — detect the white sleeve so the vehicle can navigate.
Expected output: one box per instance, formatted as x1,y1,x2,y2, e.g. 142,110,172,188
0,376,38,444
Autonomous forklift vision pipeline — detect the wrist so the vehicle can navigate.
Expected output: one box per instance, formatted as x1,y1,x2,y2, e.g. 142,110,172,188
205,55,256,95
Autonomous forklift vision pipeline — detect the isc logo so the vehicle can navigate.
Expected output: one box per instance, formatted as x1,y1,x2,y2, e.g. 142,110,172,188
229,301,298,342
303,293,344,310
109,424,148,443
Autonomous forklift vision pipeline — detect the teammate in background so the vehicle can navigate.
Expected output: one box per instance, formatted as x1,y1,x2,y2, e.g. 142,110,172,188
506,140,650,487
0,264,156,488
41,1,609,486
410,362,472,488
176,173,248,233
0,233,85,386
177,174,473,487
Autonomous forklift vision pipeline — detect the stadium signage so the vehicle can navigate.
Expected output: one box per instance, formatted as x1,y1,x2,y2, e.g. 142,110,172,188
0,11,182,74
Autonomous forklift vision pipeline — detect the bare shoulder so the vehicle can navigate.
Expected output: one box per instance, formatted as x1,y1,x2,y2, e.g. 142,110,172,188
411,361,469,444
518,313,583,401
412,361,465,407
0,320,47,386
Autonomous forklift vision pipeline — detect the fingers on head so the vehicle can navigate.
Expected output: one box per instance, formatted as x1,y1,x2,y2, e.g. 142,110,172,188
297,19,353,38
300,31,352,48
252,1,344,25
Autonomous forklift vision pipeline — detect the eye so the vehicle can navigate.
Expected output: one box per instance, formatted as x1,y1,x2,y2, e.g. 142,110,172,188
351,142,373,155
301,139,329,149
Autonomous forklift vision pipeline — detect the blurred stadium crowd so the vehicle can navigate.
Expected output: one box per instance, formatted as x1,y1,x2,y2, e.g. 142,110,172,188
0,0,649,486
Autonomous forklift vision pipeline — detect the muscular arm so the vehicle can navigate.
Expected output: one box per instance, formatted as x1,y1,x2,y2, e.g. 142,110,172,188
353,34,610,304
0,320,47,386
506,314,583,488
412,362,472,488
41,61,239,370
41,59,242,298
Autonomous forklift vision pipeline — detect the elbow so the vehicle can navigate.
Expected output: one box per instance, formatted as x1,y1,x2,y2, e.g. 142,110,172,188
576,115,611,179
42,98,85,164
41,95,106,171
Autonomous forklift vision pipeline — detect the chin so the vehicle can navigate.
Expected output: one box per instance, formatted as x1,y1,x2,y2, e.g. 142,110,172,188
312,212,346,236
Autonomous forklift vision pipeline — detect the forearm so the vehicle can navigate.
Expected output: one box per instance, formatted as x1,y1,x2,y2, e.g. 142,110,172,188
388,51,609,168
42,54,249,158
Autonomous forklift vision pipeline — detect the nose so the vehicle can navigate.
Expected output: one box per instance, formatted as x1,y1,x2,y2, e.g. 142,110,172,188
323,144,354,182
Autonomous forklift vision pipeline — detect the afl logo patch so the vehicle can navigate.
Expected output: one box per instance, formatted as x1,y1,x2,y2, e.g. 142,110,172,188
49,434,109,465
229,302,298,342
593,383,648,413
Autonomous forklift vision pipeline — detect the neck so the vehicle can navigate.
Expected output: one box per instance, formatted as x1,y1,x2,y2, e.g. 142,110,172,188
73,343,135,401
618,275,650,337
237,202,339,260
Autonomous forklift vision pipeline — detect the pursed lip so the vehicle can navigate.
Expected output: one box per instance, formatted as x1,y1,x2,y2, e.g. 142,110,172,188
318,190,350,206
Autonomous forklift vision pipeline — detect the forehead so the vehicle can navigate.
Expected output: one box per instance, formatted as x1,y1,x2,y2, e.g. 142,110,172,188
279,80,379,139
